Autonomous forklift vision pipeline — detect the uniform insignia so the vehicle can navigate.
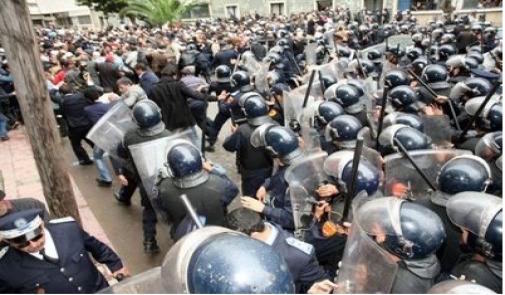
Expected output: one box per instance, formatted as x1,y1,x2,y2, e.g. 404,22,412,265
0,246,9,259
49,217,75,224
286,237,314,255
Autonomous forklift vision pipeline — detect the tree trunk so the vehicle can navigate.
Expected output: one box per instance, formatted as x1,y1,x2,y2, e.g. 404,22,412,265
0,0,81,223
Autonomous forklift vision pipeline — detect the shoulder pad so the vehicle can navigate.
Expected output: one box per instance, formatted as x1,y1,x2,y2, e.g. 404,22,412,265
49,217,76,224
285,237,314,256
0,246,8,260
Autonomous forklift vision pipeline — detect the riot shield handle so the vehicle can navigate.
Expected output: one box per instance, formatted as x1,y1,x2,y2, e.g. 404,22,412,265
303,70,317,108
375,86,389,148
407,69,461,131
457,80,501,142
341,138,364,223
180,194,204,229
393,138,437,191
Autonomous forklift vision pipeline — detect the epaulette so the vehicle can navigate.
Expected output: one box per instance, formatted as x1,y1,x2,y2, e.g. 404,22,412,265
49,216,75,224
0,246,8,260
285,237,314,256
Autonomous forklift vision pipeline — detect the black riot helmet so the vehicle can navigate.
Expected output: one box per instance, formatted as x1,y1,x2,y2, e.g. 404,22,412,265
360,59,377,76
465,77,493,97
313,100,345,129
241,93,271,126
475,131,502,162
332,84,362,113
357,197,446,260
324,115,363,149
215,65,232,83
367,49,382,64
467,52,484,64
437,155,492,195
263,126,302,165
411,57,429,75
337,46,352,58
446,192,502,261
230,71,252,92
383,112,424,131
421,64,448,84
264,52,282,65
276,38,290,50
378,124,432,155
320,75,337,89
160,228,295,293
384,70,410,88
166,140,209,188
438,44,457,61
406,47,423,61
323,150,381,196
428,280,496,294
388,85,418,110
465,97,502,131
132,99,162,129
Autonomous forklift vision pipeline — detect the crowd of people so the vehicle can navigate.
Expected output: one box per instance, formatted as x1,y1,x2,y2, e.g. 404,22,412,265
0,7,503,294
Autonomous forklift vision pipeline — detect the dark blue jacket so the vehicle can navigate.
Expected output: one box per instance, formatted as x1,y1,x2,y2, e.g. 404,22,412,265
84,102,112,124
0,219,123,293
270,223,328,292
263,166,294,230
61,93,92,128
139,71,159,96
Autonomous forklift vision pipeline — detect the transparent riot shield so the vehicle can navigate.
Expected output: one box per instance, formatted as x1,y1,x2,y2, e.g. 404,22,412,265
128,130,194,203
240,52,261,75
420,114,453,148
301,60,341,85
283,82,324,128
334,195,399,294
383,149,472,199
99,267,164,293
254,62,270,95
305,42,318,66
284,151,329,240
86,102,136,159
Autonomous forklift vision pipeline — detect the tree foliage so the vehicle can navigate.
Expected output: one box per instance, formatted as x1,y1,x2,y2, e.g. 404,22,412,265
119,0,196,27
77,0,128,15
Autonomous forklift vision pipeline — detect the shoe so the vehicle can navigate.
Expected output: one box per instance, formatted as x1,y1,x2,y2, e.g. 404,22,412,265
79,159,93,166
143,239,160,254
114,191,131,206
96,178,112,187
0,136,9,141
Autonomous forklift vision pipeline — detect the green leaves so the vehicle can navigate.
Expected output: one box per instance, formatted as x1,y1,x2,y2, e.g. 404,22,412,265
119,0,196,27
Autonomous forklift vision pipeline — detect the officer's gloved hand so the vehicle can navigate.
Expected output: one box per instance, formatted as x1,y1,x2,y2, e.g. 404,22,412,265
451,129,479,143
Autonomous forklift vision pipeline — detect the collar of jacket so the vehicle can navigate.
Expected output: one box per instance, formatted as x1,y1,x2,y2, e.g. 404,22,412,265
137,121,166,137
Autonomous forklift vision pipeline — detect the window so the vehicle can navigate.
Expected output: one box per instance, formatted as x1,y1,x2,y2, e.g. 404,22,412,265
271,2,285,16
77,15,91,25
316,0,333,10
226,5,239,19
191,4,211,18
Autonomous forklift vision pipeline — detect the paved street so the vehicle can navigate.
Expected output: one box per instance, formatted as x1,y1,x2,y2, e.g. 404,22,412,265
62,102,241,275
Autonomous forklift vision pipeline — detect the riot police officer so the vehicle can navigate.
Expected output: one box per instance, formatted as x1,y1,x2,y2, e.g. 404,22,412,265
121,99,172,253
312,101,345,153
378,124,432,155
335,197,446,293
223,93,274,196
324,115,363,154
245,124,305,230
207,65,235,150
446,192,502,293
225,208,328,293
157,140,238,241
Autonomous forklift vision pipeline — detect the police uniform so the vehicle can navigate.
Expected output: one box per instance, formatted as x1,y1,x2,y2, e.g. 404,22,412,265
0,210,123,293
223,122,273,197
391,256,440,293
267,223,328,293
157,171,235,240
261,166,294,230
451,255,502,293
123,128,172,243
